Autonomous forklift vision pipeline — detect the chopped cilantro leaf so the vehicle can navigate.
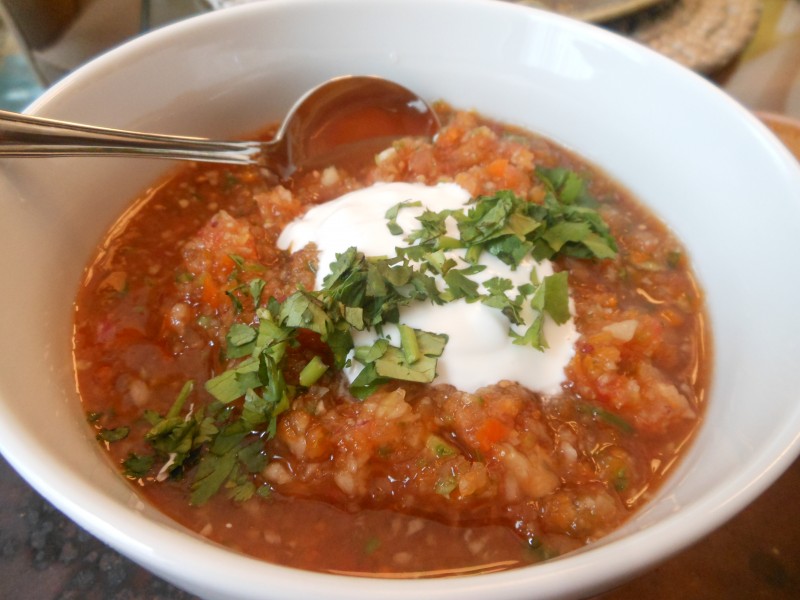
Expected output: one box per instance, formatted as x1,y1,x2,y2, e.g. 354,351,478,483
228,480,256,502
375,347,438,383
228,253,246,269
542,271,570,325
226,323,257,359
406,207,450,244
415,330,448,357
249,278,266,307
399,324,421,364
205,358,260,404
354,338,390,363
167,380,194,420
349,363,388,400
535,167,590,206
384,199,421,235
225,289,244,314
97,426,129,443
578,403,635,434
280,291,331,336
443,268,481,300
298,355,329,387
122,452,154,478
190,448,238,506
513,312,546,350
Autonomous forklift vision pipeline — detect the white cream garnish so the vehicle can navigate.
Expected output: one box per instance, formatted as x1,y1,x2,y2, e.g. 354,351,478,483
277,182,577,395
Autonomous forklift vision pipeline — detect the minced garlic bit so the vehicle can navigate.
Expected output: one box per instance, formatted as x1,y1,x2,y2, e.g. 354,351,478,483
320,166,340,186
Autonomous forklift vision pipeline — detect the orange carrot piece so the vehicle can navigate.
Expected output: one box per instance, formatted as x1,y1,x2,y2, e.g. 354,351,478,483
487,158,508,179
475,417,511,451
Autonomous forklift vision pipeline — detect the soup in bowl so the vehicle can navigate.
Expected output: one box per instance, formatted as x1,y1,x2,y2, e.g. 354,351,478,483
0,0,799,598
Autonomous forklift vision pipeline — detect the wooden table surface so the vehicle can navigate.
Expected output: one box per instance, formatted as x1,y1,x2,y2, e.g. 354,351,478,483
0,1,799,598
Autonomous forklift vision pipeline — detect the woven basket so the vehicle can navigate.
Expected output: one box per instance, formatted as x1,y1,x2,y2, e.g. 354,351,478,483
607,0,763,73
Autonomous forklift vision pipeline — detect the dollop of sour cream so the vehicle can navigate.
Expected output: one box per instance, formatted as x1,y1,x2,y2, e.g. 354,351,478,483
277,182,577,395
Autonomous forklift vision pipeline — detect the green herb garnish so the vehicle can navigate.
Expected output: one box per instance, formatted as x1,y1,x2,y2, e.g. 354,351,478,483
578,403,635,434
298,355,329,387
350,329,448,399
96,426,129,443
122,453,154,478
116,171,617,506
426,434,458,458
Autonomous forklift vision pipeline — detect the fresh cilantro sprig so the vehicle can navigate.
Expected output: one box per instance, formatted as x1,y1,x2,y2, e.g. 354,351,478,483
371,172,615,350
510,270,570,349
117,306,294,505
531,167,618,260
385,173,616,270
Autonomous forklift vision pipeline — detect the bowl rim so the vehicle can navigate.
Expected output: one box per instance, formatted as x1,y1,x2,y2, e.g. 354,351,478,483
3,0,800,598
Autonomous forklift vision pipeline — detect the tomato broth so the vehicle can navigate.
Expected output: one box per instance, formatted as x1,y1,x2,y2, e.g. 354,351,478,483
74,104,710,577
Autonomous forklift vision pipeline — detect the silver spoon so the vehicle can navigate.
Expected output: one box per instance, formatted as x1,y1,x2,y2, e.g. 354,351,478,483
0,75,440,178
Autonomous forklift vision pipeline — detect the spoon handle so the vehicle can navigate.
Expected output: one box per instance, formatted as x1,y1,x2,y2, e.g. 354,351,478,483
0,109,263,165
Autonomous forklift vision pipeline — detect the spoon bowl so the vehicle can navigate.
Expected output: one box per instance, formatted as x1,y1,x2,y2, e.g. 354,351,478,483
0,75,440,178
273,75,441,176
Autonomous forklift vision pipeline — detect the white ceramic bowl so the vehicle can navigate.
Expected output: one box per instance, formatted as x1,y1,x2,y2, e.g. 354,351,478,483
1,0,799,598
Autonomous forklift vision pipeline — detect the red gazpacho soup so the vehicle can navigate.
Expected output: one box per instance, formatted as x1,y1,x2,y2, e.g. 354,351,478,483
74,104,710,577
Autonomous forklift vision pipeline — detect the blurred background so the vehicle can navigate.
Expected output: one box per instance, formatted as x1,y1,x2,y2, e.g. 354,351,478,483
4,0,798,115
0,0,216,110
